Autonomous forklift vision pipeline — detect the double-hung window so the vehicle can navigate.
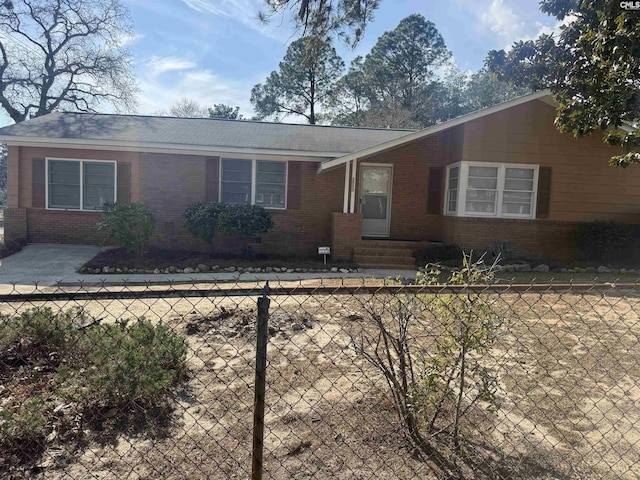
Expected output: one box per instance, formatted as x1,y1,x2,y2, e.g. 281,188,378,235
220,158,287,209
47,158,116,210
445,162,538,219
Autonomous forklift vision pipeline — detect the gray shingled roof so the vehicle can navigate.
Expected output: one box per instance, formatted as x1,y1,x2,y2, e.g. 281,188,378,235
0,112,413,155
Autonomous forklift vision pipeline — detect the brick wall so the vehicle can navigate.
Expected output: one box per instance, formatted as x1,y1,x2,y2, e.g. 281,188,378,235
26,209,108,245
331,213,362,260
357,128,462,240
441,216,579,261
3,207,27,240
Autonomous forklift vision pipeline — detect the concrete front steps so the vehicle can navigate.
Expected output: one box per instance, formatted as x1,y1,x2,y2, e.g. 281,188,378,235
354,239,428,270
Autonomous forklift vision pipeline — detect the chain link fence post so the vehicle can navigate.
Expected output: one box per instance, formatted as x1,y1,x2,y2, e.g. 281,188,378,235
252,289,270,480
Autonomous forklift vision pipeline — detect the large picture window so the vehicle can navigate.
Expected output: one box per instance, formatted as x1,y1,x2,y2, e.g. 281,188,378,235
445,162,538,219
220,158,287,209
47,159,116,210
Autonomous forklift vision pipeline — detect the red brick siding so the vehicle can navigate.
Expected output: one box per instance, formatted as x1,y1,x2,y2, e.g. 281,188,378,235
3,207,27,240
26,209,108,245
441,216,579,261
355,128,460,240
331,212,362,260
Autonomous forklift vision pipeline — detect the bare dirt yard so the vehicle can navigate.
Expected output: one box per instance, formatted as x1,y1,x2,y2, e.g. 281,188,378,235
2,287,640,479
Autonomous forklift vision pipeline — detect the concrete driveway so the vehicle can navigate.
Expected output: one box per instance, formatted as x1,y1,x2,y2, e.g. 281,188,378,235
0,244,417,290
0,244,107,287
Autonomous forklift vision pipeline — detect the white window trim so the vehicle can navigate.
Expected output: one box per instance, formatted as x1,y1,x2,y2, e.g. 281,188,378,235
444,161,539,220
45,157,117,211
219,158,288,210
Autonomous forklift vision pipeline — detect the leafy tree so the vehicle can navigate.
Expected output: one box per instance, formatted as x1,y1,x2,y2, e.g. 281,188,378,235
486,0,640,167
259,0,380,47
363,14,450,112
251,37,344,124
327,56,369,126
184,201,227,254
0,0,136,123
462,68,531,112
209,104,243,120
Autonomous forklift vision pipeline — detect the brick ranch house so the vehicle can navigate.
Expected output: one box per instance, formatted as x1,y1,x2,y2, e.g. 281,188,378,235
1,90,637,267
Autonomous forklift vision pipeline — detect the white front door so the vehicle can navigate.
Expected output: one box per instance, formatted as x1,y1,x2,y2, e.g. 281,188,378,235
360,165,392,237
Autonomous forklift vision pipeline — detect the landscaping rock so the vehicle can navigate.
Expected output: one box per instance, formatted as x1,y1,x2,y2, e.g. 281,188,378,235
330,267,338,273
532,264,549,273
291,323,305,331
225,267,236,272
102,266,110,273
302,268,309,273
116,268,122,273
183,267,194,274
168,266,178,273
295,268,303,273
211,265,220,271
584,267,596,273
513,264,531,272
153,268,160,274
265,267,273,273
286,268,294,273
339,268,349,274
503,265,515,273
197,264,209,272
597,266,611,274
303,318,313,329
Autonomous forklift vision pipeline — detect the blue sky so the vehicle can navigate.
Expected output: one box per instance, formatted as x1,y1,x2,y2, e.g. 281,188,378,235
126,0,560,117
0,0,561,126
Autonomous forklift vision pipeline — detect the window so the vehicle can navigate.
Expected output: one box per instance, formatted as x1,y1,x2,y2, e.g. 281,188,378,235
221,159,252,204
256,161,286,208
220,158,287,209
466,166,498,214
446,166,459,214
47,159,115,210
445,162,538,219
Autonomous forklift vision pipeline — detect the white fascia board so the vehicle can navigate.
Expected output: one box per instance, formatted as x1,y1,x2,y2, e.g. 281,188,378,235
317,90,553,173
0,135,342,162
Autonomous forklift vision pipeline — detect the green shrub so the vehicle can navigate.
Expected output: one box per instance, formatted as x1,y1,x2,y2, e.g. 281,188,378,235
0,307,80,354
0,398,47,452
574,220,633,262
62,318,188,407
414,243,462,267
218,204,274,256
98,203,155,256
184,201,227,253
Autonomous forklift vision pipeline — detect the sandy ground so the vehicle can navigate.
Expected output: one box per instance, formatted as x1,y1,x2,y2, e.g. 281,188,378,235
2,289,640,479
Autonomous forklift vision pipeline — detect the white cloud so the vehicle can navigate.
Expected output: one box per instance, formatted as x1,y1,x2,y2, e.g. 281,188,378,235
481,0,526,40
136,61,259,117
179,0,289,40
146,56,198,76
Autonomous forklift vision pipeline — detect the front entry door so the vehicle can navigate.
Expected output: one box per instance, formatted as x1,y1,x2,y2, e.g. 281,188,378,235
360,165,392,237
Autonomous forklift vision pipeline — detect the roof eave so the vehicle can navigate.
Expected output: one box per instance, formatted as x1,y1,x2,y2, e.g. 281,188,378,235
0,135,346,160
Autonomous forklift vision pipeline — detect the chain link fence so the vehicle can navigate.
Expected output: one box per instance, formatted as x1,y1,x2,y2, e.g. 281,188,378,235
1,279,640,479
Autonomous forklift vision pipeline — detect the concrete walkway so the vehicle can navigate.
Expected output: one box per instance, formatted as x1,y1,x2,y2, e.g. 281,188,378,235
0,244,417,289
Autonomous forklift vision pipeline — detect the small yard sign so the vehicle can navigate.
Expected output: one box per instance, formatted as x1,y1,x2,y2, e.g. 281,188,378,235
318,246,330,264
